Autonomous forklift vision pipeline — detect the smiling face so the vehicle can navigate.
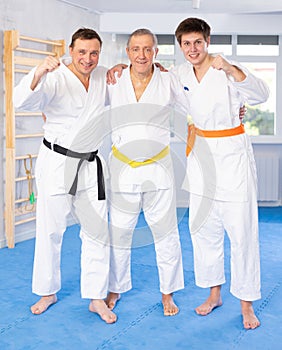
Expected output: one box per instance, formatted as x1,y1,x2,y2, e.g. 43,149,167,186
180,32,210,67
126,34,158,76
69,38,101,78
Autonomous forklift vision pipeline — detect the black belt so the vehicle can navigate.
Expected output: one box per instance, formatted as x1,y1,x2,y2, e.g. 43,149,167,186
43,138,105,200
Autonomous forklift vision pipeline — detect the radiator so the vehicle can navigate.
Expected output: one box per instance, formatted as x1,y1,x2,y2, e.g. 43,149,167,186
254,153,279,201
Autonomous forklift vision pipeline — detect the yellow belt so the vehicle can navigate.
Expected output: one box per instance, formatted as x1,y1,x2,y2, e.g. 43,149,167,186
186,124,245,156
112,145,169,168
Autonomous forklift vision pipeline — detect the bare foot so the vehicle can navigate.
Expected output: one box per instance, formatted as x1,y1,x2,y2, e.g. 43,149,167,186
104,292,121,311
162,293,179,316
195,286,222,316
241,300,260,329
30,294,57,315
89,299,117,324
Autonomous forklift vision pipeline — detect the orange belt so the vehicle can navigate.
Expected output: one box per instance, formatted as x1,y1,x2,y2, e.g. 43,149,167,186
186,123,245,157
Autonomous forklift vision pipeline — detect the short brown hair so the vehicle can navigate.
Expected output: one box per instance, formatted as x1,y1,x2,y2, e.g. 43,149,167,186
175,18,211,45
70,28,102,48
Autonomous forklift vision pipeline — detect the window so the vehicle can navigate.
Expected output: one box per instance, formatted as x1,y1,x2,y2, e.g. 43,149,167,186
242,62,276,136
209,35,232,56
237,35,279,56
210,35,279,137
156,34,175,70
233,36,279,136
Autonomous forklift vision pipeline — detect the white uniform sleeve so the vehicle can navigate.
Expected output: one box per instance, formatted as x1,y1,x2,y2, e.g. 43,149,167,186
227,61,270,106
13,67,55,111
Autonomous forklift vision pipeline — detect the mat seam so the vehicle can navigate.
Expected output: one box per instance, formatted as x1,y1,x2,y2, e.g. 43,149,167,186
95,302,162,350
231,280,282,349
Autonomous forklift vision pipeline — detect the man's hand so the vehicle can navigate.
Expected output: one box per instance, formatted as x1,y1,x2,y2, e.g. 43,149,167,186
211,55,233,73
31,56,60,90
154,62,168,72
106,63,128,85
211,55,246,82
239,105,247,122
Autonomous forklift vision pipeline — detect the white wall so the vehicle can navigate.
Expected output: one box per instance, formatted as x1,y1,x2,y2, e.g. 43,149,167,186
99,12,282,35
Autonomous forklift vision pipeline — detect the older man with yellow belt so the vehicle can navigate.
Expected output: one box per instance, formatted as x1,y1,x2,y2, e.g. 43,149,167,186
105,28,189,316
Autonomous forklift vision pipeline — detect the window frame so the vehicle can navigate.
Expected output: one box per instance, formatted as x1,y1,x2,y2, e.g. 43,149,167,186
230,34,281,144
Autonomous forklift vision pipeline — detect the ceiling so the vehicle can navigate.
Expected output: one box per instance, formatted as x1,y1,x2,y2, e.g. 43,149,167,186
58,0,282,15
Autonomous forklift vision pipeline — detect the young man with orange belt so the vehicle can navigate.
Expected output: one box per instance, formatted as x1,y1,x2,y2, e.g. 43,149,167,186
174,17,269,329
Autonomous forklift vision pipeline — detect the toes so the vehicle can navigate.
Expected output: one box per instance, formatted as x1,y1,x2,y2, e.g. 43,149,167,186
163,306,179,316
245,321,260,330
195,307,210,316
165,310,178,316
31,307,40,315
244,322,251,329
90,300,118,324
103,311,117,324
107,314,118,324
31,304,46,315
243,318,260,330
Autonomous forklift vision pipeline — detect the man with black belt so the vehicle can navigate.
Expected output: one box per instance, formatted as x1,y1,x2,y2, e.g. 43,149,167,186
13,28,116,324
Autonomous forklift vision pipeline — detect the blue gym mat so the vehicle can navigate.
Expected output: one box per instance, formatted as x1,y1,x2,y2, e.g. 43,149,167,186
0,207,281,350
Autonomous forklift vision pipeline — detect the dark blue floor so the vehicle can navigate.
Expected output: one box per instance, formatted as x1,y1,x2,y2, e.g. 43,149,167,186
0,207,281,350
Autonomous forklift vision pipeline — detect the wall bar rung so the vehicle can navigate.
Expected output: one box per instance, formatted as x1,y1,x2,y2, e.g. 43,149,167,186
15,154,37,161
19,35,64,47
16,133,44,139
15,68,31,74
15,112,41,116
15,196,37,204
15,175,35,182
15,47,57,56
15,216,36,226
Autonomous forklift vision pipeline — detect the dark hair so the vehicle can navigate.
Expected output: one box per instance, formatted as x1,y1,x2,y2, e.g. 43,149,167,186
127,28,158,48
175,18,211,45
70,28,102,48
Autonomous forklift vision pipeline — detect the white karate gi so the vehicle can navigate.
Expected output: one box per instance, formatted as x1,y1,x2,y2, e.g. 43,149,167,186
173,60,269,301
107,67,188,295
13,59,110,299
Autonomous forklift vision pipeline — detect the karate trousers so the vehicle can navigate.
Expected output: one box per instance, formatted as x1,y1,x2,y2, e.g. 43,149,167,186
189,188,261,301
32,181,110,300
108,188,184,295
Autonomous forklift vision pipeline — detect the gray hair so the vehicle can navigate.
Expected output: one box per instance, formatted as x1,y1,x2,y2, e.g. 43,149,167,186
127,28,158,48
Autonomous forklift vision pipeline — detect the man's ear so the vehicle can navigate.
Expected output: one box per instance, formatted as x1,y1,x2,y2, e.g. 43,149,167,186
154,47,159,58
